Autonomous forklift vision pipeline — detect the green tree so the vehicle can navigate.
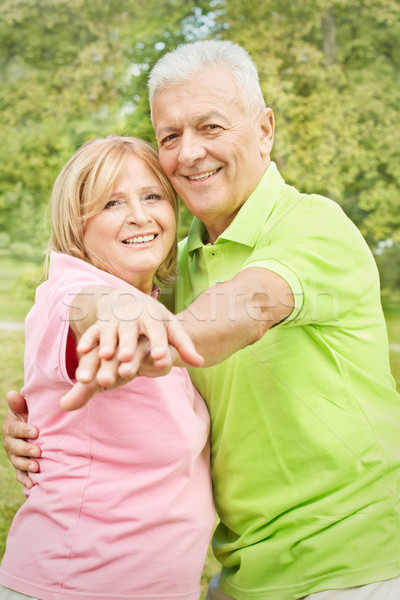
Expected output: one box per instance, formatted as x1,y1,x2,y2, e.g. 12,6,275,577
213,0,400,245
2,0,398,253
375,241,400,296
0,0,135,253
0,0,218,250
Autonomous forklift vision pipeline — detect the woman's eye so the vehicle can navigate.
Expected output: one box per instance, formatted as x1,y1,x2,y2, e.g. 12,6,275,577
104,200,119,209
145,194,162,202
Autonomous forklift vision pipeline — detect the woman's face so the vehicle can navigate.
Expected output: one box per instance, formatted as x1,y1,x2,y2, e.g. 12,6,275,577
83,153,176,294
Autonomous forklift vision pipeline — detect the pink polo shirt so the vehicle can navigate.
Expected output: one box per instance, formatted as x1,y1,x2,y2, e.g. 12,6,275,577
0,252,214,600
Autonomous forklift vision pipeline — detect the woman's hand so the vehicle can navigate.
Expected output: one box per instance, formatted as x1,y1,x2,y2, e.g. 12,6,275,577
75,288,203,374
61,290,203,411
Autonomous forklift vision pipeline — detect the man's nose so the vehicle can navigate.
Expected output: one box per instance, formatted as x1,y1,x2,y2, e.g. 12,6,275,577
178,131,207,166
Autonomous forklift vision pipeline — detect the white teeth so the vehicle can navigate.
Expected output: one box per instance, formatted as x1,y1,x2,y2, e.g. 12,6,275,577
123,234,155,244
187,169,218,181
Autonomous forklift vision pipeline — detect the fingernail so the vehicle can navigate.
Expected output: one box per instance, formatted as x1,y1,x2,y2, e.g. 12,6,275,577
27,463,35,472
27,428,36,438
28,448,37,456
76,369,91,381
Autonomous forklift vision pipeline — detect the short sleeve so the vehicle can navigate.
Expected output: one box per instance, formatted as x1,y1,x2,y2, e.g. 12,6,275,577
241,194,378,327
25,270,110,385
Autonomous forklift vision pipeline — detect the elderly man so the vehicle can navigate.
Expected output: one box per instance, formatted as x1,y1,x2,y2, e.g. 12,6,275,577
3,41,400,600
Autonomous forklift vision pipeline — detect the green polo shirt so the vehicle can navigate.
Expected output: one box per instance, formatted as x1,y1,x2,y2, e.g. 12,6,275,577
171,163,400,599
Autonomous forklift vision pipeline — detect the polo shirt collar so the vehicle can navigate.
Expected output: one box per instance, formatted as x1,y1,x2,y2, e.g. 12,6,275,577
187,161,285,253
187,216,208,253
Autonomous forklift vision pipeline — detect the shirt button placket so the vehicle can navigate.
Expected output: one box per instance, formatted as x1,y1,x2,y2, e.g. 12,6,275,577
207,247,222,286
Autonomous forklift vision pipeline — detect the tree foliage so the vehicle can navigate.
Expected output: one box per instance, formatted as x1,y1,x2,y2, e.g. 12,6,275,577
0,0,216,251
0,0,133,250
212,0,400,245
1,0,399,288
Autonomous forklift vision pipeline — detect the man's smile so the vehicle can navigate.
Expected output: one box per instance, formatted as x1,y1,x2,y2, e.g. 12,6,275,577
185,168,221,181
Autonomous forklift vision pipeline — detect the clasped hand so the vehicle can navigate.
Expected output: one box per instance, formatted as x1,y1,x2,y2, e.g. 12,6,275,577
61,289,203,411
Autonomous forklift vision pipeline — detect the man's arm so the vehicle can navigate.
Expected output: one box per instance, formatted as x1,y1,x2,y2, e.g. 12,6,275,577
177,267,294,366
61,285,203,410
46,268,293,411
2,267,293,479
69,285,203,372
73,267,293,392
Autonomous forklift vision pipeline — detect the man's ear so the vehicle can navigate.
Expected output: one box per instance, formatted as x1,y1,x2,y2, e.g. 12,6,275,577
259,107,275,157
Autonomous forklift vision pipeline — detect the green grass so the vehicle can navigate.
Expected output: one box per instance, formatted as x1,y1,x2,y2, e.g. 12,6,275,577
0,255,398,595
0,255,42,322
0,330,26,557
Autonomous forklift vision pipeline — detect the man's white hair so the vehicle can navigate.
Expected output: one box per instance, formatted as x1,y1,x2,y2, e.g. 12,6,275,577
148,40,266,121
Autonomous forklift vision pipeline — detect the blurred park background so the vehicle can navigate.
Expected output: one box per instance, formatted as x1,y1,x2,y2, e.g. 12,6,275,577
0,0,399,596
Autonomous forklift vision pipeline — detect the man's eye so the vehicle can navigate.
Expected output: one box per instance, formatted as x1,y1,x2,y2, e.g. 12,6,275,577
161,133,178,145
205,124,221,130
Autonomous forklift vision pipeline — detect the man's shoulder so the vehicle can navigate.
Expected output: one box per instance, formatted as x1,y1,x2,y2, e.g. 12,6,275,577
269,186,352,235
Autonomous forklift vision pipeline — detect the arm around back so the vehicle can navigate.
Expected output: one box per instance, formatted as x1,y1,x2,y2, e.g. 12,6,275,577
2,391,41,489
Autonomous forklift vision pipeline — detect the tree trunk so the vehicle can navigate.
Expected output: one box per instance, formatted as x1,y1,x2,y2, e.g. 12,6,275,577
321,7,337,66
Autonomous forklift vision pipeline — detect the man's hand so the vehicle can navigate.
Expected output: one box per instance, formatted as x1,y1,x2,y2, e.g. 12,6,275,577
2,391,41,489
74,289,203,371
61,290,203,411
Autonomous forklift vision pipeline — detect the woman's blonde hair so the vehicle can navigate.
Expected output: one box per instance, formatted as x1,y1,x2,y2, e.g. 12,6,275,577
48,135,178,285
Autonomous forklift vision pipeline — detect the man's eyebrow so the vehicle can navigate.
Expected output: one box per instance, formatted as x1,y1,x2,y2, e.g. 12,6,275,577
198,111,229,124
156,111,229,138
156,125,177,138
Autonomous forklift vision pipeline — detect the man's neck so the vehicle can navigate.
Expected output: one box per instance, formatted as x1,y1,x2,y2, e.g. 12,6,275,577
205,160,271,244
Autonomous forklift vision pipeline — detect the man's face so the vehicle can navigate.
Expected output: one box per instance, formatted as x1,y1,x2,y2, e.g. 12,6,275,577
152,67,273,242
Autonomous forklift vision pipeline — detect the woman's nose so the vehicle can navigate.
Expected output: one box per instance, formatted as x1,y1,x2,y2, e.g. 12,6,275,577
125,200,151,226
